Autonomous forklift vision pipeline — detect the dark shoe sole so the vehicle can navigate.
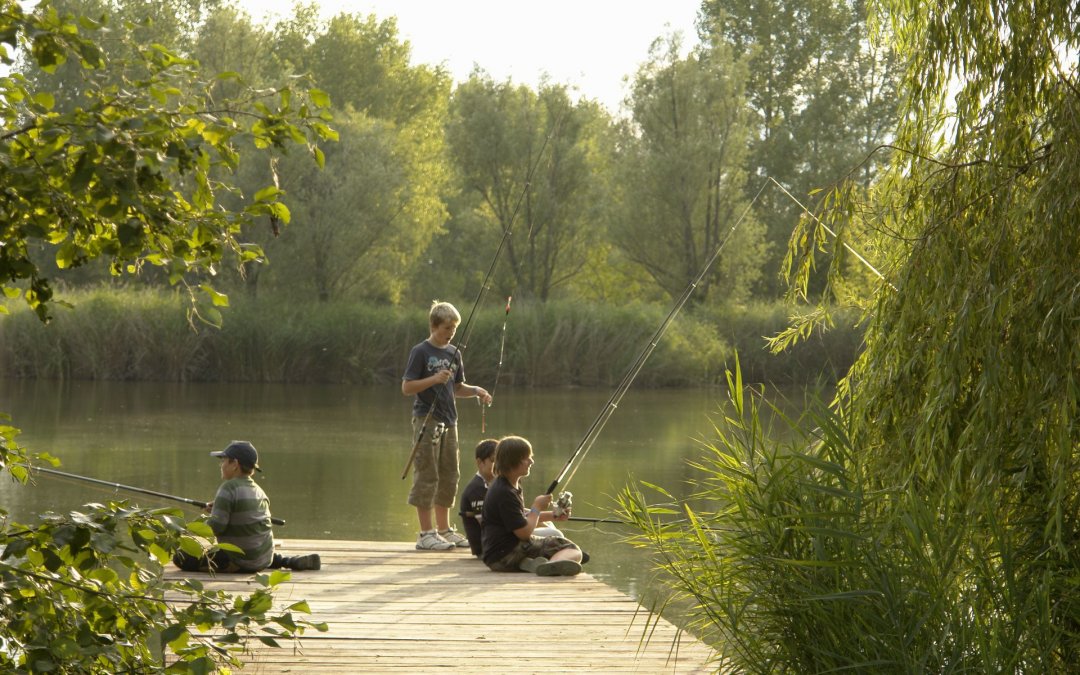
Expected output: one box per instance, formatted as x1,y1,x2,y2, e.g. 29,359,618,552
536,559,582,577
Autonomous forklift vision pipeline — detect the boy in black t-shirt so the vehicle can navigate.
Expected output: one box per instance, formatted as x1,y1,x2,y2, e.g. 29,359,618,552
481,436,582,576
459,439,497,557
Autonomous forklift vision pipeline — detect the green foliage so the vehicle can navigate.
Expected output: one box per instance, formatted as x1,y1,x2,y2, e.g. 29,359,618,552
444,73,612,301
0,479,327,672
700,0,901,295
1,2,334,669
616,34,767,304
619,365,1071,672
627,0,1079,669
0,288,863,386
0,0,335,324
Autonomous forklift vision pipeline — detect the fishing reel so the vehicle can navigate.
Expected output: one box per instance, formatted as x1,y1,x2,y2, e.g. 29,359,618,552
553,491,573,518
430,421,447,442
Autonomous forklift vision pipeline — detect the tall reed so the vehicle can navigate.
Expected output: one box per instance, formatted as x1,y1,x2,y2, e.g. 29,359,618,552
1,288,860,386
616,362,1071,672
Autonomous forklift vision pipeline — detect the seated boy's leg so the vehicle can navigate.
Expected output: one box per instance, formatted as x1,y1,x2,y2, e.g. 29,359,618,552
533,524,563,538
172,549,239,573
485,540,539,573
537,536,582,563
269,552,322,571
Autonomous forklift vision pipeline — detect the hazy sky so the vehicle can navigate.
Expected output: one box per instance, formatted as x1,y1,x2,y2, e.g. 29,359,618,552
235,0,703,113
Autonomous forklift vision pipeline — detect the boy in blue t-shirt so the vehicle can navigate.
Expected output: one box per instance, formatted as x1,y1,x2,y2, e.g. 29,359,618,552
402,301,492,550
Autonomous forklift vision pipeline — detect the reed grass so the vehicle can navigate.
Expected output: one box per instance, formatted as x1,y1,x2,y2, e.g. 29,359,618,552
616,362,1072,673
0,287,861,386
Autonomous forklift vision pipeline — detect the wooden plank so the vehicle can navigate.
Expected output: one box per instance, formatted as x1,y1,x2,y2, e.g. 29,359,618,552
165,539,716,673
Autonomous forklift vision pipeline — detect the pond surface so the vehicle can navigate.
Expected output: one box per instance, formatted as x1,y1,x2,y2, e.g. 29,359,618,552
0,379,817,606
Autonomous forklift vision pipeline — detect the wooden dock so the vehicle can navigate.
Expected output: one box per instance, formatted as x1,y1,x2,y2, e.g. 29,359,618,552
166,538,717,673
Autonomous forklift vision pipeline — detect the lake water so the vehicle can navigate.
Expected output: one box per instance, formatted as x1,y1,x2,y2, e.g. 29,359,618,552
0,378,814,604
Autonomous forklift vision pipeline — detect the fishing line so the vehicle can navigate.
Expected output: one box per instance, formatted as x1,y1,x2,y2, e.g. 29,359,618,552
29,465,286,525
546,178,773,496
768,177,897,291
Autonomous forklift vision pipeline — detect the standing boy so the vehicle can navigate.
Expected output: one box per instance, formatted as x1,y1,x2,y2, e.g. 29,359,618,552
172,441,320,573
402,301,492,550
481,436,583,576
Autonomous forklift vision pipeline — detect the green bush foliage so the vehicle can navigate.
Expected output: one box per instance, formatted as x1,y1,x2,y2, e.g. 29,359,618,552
0,288,862,387
0,429,326,673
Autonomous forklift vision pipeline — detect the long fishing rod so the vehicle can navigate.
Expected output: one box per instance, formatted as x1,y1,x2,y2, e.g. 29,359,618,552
33,465,286,526
546,179,772,497
480,295,512,433
768,177,897,292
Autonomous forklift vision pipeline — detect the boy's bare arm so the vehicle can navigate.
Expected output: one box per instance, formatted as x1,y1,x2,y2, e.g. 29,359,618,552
455,382,493,405
401,370,453,396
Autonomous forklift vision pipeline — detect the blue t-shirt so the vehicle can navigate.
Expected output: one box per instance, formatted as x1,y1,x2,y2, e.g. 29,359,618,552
402,340,464,425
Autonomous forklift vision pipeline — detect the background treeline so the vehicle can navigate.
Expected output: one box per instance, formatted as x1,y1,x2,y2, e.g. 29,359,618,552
4,0,897,384
0,287,861,385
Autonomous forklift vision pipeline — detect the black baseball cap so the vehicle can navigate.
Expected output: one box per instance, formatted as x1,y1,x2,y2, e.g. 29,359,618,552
210,440,262,472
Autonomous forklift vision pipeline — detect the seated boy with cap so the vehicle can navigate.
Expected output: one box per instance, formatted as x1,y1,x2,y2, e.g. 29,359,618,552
172,440,321,573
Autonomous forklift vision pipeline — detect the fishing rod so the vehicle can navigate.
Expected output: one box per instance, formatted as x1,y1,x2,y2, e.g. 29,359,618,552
33,465,286,526
768,177,897,292
546,178,773,498
480,295,513,433
406,106,561,457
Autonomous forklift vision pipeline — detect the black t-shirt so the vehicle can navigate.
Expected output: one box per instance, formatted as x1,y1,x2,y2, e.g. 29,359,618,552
402,340,464,425
481,475,528,565
459,473,487,557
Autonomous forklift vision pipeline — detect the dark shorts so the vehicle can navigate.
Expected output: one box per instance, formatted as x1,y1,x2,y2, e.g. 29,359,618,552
486,536,580,573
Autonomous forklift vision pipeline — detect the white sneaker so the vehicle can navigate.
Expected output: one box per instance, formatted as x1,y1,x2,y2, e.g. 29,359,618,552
416,530,454,551
438,528,470,548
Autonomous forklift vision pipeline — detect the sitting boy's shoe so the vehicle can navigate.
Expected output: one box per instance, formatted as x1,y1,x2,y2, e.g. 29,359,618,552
518,556,545,573
535,559,582,577
580,550,590,565
416,530,455,550
438,528,470,548
287,554,321,571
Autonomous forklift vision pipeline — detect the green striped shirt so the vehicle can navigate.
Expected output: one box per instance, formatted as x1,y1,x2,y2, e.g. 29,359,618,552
207,475,274,571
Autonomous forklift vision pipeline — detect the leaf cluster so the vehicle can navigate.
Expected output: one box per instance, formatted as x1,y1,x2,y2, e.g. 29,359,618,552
0,464,327,672
0,0,335,324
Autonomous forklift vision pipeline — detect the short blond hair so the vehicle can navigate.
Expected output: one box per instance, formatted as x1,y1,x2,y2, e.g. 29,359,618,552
429,300,461,327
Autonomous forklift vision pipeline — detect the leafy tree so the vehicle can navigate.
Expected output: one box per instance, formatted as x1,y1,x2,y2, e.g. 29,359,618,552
260,10,452,303
445,74,609,302
1,1,332,669
623,0,1079,670
1,0,334,324
700,0,900,295
614,35,766,305
254,109,445,303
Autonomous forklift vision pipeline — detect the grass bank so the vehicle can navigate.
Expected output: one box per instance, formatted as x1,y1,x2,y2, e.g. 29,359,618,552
0,287,862,386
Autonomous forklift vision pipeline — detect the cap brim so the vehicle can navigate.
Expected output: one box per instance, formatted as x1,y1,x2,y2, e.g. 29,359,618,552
209,450,227,457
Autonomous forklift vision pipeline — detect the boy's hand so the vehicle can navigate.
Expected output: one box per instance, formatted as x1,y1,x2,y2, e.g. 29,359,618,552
474,386,492,405
432,369,453,385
